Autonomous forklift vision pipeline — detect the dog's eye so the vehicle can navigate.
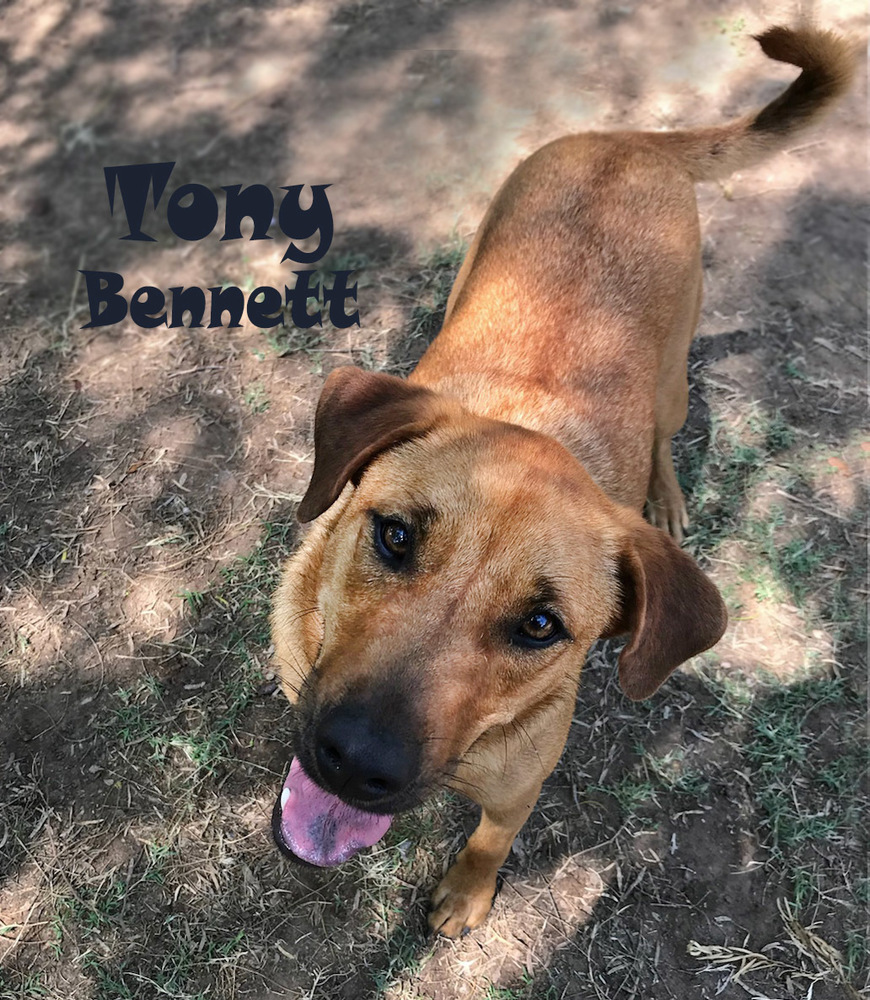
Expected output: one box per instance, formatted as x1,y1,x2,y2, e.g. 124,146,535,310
512,611,565,648
374,517,411,564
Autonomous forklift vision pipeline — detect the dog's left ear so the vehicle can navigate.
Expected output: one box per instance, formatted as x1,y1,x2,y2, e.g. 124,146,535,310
297,366,456,523
605,514,727,700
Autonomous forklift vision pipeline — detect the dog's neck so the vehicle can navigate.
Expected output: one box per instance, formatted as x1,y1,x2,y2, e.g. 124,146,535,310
409,369,651,511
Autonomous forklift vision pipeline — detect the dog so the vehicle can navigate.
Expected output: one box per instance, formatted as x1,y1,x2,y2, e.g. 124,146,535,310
269,26,855,938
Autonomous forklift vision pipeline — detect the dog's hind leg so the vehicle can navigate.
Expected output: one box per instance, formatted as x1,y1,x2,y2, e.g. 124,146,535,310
648,435,689,543
646,270,702,544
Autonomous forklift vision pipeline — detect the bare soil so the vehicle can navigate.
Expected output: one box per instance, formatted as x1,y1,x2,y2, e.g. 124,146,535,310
0,2,866,999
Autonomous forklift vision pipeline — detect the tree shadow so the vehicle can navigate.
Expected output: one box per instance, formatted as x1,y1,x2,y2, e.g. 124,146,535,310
1,0,866,996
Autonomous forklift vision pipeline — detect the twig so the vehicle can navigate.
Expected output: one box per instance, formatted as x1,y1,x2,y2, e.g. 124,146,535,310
167,365,226,379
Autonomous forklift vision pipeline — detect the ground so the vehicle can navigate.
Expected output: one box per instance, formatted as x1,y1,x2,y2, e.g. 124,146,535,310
0,1,867,999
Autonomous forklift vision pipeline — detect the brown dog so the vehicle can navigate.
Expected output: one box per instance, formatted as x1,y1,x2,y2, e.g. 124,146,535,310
270,26,854,938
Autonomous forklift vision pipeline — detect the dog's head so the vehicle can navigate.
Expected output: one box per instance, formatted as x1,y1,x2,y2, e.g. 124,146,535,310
272,367,726,865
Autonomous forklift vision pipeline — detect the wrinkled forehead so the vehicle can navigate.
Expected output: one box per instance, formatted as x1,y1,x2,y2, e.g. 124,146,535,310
352,426,619,581
359,423,605,505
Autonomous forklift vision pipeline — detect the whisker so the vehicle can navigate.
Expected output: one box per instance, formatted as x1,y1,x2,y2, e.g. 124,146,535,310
512,717,543,767
280,605,322,627
279,676,303,698
439,770,484,796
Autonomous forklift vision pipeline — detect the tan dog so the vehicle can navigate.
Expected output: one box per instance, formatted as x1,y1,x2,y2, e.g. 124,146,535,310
270,27,854,938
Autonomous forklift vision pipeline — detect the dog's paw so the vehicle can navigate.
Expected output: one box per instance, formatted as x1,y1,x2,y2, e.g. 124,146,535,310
647,491,689,544
428,862,497,938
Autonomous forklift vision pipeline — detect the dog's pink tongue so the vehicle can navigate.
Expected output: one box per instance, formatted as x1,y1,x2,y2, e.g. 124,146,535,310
280,757,392,866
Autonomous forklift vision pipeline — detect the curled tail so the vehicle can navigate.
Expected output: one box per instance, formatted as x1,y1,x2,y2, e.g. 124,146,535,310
652,26,857,181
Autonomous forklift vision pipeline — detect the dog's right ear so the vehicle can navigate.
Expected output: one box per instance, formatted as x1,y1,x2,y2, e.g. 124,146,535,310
297,367,454,522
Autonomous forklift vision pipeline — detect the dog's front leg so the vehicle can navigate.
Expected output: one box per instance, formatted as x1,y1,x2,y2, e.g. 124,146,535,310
429,693,574,937
428,788,540,937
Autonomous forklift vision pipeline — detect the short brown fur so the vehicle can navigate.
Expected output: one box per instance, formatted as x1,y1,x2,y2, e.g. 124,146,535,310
271,26,855,937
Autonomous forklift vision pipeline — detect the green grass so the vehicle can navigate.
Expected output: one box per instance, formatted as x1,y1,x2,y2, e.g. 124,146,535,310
370,926,435,993
107,520,297,788
737,678,859,856
693,661,865,989
845,930,870,982
680,419,763,553
593,748,713,831
689,669,866,992
3,232,867,1000
405,240,466,343
681,403,866,662
481,970,557,999
195,517,296,645
179,588,206,615
109,667,257,779
78,928,244,1000
743,508,828,606
682,406,798,555
254,250,372,364
20,519,304,999
593,774,658,817
260,321,326,360
242,381,270,414
0,971,49,999
642,748,710,797
485,984,524,1000
761,410,796,453
55,878,128,940
41,805,259,997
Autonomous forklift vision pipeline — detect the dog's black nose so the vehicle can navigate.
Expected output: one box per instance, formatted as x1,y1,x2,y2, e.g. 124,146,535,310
314,705,416,803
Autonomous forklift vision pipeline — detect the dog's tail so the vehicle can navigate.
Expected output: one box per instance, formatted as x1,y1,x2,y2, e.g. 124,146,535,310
651,26,857,182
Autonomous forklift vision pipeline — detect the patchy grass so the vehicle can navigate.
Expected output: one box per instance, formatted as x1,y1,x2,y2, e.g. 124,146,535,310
253,250,375,369
2,231,867,1000
743,678,858,855
398,239,467,359
1,0,867,995
689,897,864,999
592,774,658,818
242,382,270,415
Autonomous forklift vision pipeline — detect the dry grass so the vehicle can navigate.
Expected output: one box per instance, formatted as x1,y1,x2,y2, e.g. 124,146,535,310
1,1,868,998
2,243,867,998
689,898,864,999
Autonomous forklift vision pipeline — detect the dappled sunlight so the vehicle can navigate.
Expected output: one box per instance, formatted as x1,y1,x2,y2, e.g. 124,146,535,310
709,550,836,681
382,857,606,998
0,860,43,964
692,419,862,682
0,589,104,684
0,119,38,154
1,0,866,997
120,573,185,643
0,242,43,278
804,431,868,517
11,3,108,65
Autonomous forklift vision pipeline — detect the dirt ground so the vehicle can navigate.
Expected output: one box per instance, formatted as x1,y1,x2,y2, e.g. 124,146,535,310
0,1,867,998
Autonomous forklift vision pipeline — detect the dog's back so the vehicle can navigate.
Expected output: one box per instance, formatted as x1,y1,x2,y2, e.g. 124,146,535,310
412,25,857,508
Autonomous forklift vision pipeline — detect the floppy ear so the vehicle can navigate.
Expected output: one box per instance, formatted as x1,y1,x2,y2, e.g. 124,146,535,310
605,515,727,700
297,367,454,523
